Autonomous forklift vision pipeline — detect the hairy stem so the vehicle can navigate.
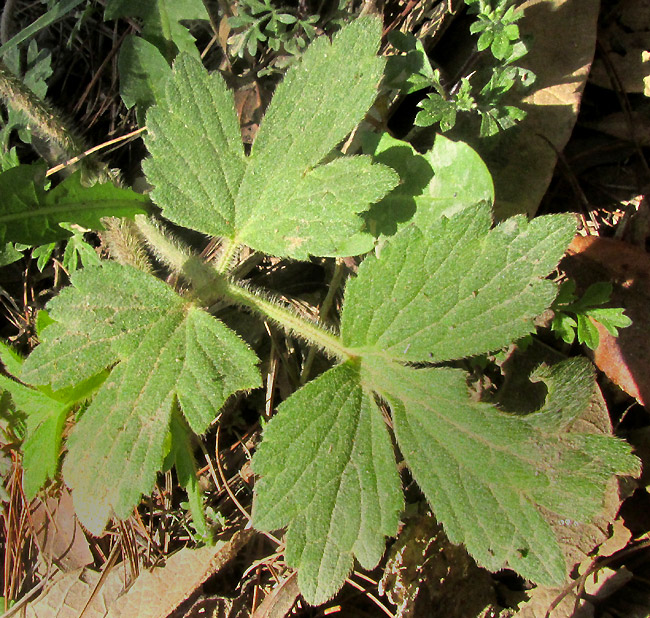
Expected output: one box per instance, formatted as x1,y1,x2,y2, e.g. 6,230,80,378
213,236,242,274
0,59,111,182
301,258,347,382
221,280,351,362
135,215,351,361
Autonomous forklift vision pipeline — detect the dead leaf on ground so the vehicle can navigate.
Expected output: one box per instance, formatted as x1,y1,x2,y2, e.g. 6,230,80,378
582,108,650,146
472,0,600,219
561,235,650,406
106,529,253,618
18,564,127,618
31,487,93,573
590,30,650,94
250,572,300,618
590,0,650,95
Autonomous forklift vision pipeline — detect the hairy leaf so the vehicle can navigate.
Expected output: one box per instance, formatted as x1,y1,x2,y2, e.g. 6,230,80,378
143,18,399,259
363,359,639,585
341,204,576,362
252,362,403,604
22,263,260,533
0,166,150,246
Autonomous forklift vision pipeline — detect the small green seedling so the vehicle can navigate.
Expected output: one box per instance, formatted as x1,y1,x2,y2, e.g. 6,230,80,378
407,0,534,137
551,279,632,350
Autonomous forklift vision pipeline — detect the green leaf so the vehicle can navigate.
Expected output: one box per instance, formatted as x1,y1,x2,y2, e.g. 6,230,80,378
341,204,576,362
61,228,102,272
0,370,107,499
118,35,172,114
0,166,150,246
363,358,639,585
0,243,22,266
413,134,493,226
415,93,458,130
550,312,577,344
143,18,399,259
0,340,23,377
22,262,183,389
362,133,493,238
0,376,66,498
252,361,403,605
586,307,632,335
105,0,209,61
169,404,212,543
578,282,613,308
576,314,600,350
21,263,260,534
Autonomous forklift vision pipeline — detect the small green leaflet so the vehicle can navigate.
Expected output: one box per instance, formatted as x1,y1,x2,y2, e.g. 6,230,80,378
143,17,399,259
0,343,107,499
341,203,576,362
551,281,632,350
0,165,150,246
252,362,403,605
104,0,208,61
22,263,260,534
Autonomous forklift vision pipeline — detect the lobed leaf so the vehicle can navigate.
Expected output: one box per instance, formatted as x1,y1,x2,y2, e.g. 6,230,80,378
22,263,260,534
143,53,246,240
143,18,398,259
362,359,639,585
22,262,182,389
341,204,576,362
0,166,150,246
252,362,403,605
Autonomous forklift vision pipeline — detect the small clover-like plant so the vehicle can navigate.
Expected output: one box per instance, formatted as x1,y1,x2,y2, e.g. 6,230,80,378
0,17,639,606
403,0,534,137
551,279,632,350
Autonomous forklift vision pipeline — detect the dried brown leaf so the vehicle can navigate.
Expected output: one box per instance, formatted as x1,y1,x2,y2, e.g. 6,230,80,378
21,565,127,618
31,488,93,573
250,572,300,618
105,529,253,618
